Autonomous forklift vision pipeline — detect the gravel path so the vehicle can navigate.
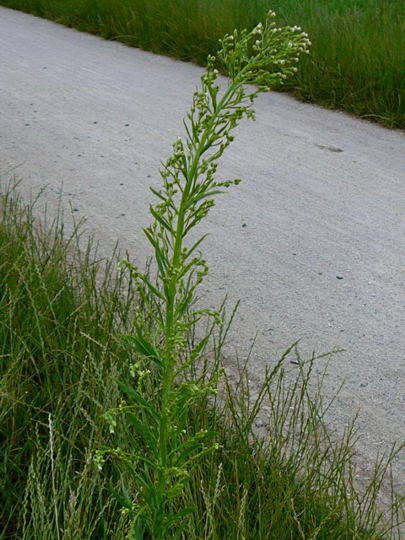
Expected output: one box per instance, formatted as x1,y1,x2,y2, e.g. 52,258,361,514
1,6,404,488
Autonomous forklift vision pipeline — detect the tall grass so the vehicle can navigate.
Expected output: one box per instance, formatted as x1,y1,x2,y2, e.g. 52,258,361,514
0,186,135,537
1,0,403,127
0,181,403,538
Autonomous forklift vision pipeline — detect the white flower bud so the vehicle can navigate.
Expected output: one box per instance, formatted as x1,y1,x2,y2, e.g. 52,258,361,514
254,22,263,34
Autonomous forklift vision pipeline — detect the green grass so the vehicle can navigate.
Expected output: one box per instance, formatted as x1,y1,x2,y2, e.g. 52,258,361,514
0,183,403,538
1,0,403,127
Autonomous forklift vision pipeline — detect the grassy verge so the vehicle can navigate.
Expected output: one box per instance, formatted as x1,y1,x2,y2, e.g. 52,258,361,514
0,183,403,537
1,0,403,128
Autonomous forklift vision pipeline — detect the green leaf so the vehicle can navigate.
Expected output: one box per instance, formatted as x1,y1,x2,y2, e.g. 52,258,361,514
126,412,157,446
150,205,173,234
190,334,210,361
185,189,224,210
116,380,159,422
108,483,133,510
175,290,193,319
174,335,210,377
184,234,209,260
149,186,167,203
120,333,163,367
141,272,165,300
143,228,168,276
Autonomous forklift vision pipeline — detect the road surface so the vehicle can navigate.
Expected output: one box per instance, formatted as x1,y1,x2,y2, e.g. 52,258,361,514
0,6,404,488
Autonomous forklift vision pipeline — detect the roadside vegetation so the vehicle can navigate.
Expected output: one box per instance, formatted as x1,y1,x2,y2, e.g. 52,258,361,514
0,187,402,538
0,13,403,539
1,0,403,128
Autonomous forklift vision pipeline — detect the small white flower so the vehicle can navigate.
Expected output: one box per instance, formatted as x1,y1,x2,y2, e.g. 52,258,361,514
254,22,263,34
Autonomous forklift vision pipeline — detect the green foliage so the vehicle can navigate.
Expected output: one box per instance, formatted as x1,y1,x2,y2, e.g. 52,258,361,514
0,186,134,537
100,14,311,537
0,185,403,538
1,0,403,127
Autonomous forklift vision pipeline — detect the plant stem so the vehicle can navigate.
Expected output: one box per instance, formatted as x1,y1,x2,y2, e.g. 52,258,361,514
155,79,240,533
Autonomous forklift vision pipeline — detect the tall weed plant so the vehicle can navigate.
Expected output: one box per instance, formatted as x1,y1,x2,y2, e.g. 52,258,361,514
97,13,369,537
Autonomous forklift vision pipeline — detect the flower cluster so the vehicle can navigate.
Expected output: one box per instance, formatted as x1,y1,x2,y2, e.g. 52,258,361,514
217,10,310,90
